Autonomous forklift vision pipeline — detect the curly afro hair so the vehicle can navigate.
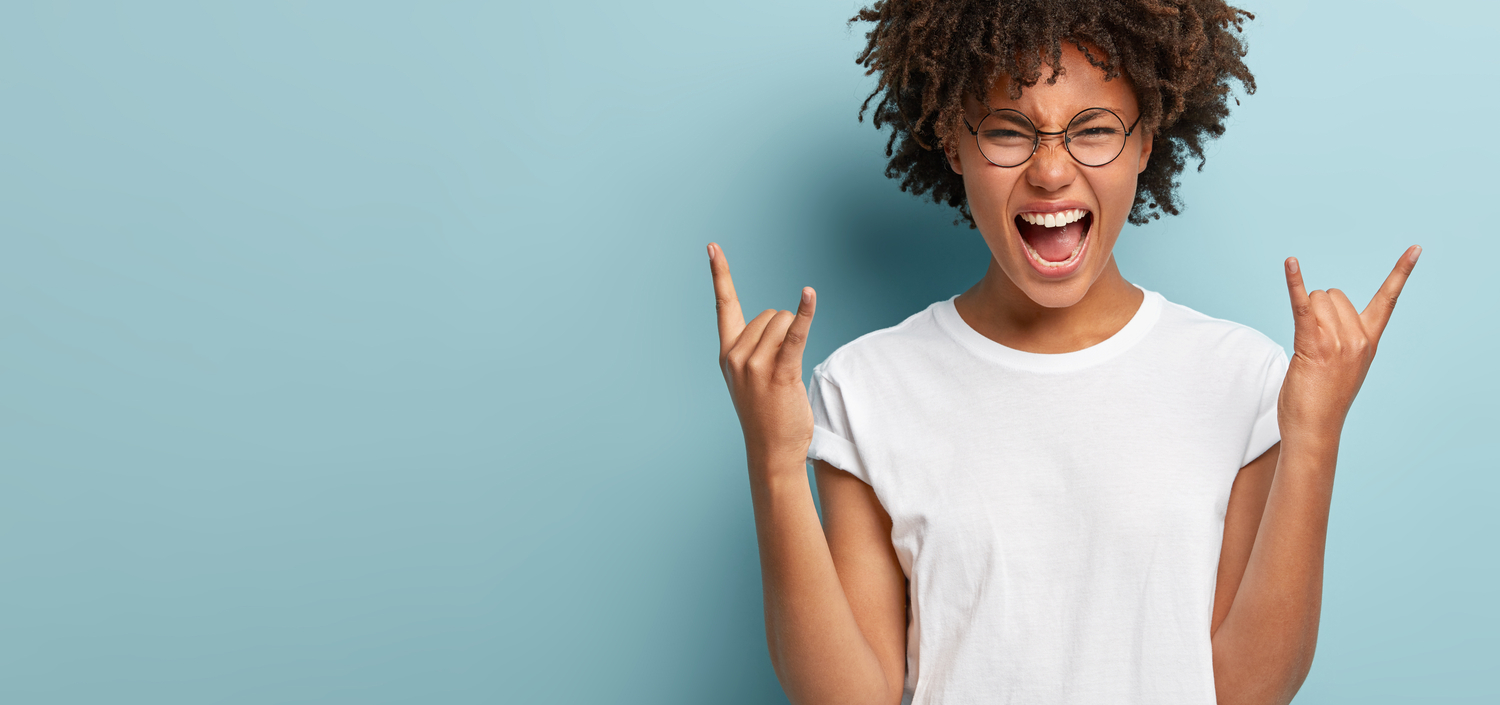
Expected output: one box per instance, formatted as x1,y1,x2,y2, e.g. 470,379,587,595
853,0,1255,226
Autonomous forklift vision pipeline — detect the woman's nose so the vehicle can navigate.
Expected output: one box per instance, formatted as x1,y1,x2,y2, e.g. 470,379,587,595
1025,138,1076,192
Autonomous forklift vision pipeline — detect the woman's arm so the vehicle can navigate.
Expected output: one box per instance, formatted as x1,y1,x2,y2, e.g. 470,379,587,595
1212,438,1336,704
1211,443,1278,639
1210,247,1420,705
814,460,909,698
709,244,907,705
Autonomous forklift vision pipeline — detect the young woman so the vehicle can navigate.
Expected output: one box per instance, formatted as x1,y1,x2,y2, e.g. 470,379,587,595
707,2,1418,703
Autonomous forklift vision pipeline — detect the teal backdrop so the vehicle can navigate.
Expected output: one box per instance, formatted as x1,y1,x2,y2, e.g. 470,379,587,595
1,1,1494,702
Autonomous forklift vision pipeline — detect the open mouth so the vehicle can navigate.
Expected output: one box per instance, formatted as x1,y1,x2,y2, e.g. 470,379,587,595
1015,208,1092,271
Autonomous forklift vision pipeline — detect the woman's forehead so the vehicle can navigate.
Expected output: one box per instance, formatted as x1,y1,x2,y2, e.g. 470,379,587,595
975,47,1137,118
979,85,1134,122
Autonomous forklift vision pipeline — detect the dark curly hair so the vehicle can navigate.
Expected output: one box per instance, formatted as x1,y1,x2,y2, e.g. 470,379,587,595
853,0,1255,226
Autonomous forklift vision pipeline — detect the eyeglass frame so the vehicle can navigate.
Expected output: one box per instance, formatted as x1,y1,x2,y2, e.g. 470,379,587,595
962,107,1144,168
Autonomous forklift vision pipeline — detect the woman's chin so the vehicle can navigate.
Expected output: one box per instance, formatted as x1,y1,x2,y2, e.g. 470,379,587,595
1001,247,1099,309
1016,278,1093,309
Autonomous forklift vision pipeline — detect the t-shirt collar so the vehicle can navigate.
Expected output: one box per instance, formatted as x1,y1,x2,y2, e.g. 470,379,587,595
933,286,1164,373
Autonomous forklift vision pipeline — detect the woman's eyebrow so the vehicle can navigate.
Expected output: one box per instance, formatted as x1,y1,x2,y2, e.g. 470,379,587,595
985,112,1032,128
986,106,1131,123
1048,106,1129,117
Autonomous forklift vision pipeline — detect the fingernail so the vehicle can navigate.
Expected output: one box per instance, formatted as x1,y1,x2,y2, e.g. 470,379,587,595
707,243,715,258
1287,258,1299,275
1412,245,1422,259
801,288,812,305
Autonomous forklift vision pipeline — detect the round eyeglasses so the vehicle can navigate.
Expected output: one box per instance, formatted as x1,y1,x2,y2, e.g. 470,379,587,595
962,107,1143,168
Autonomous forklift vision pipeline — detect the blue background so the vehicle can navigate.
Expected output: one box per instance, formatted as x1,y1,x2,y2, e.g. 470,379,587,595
1,1,1493,702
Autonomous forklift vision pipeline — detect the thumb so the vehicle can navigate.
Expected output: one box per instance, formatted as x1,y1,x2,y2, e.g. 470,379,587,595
773,287,816,381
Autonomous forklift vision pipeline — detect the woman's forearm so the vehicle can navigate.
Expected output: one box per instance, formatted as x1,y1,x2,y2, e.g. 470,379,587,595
1211,433,1340,705
748,450,900,705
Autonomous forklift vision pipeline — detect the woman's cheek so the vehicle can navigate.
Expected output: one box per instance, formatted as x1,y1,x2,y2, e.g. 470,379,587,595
965,171,1011,232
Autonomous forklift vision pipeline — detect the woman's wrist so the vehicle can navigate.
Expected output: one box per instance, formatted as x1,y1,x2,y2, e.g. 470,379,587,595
1277,414,1343,454
1274,427,1341,476
745,443,813,482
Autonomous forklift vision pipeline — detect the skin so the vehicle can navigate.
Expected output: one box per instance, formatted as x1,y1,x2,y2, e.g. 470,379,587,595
708,43,1420,705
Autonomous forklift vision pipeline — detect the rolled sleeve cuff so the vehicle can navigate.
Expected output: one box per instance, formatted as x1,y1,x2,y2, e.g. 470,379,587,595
807,425,870,486
1242,406,1281,467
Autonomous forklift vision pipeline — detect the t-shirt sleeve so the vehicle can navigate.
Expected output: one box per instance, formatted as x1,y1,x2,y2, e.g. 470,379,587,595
1242,346,1289,467
806,365,872,485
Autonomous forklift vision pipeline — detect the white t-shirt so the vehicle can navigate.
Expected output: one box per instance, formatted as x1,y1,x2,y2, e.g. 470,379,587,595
807,289,1287,705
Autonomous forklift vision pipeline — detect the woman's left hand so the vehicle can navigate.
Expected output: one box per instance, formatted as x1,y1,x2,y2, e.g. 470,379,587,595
1276,245,1421,442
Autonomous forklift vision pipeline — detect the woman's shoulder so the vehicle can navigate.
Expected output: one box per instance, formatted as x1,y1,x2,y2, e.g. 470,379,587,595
1151,293,1287,364
811,299,955,383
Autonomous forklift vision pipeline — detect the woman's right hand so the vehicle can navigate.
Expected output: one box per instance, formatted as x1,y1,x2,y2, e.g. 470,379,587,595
709,243,817,470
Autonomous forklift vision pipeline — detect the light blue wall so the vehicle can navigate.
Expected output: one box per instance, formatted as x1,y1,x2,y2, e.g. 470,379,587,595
0,1,1493,702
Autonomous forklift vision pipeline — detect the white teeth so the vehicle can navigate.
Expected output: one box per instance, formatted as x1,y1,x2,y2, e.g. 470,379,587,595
1020,209,1087,227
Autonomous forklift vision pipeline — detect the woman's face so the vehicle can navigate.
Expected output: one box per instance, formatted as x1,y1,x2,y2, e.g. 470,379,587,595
946,44,1152,309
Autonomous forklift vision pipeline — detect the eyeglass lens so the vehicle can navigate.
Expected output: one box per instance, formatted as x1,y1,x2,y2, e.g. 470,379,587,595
974,108,1130,168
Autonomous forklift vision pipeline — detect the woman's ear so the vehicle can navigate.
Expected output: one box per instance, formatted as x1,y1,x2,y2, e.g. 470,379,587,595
1136,129,1153,174
944,139,964,175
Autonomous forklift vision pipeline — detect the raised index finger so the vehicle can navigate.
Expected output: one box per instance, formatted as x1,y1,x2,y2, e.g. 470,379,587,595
1284,257,1314,337
1360,245,1421,342
708,243,745,354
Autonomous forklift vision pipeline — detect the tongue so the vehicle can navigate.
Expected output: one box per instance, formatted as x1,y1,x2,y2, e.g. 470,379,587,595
1019,218,1085,262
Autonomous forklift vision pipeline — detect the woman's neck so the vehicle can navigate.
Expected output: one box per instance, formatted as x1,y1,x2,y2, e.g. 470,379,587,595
953,257,1144,354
